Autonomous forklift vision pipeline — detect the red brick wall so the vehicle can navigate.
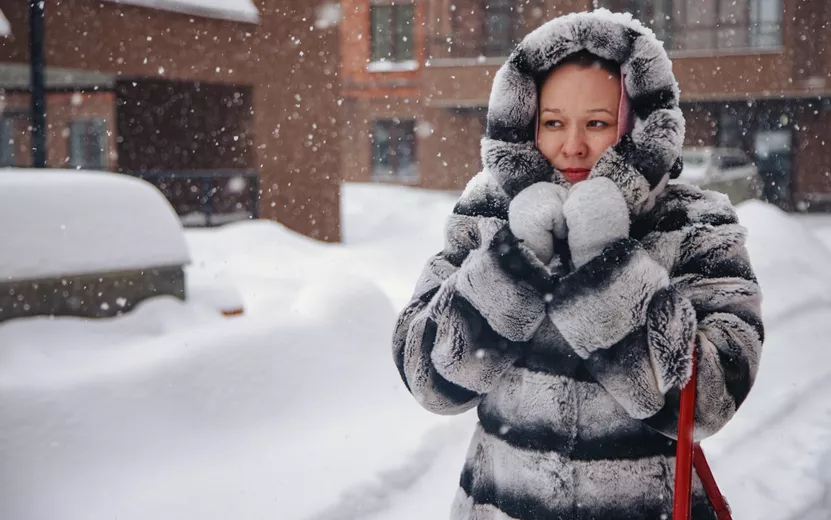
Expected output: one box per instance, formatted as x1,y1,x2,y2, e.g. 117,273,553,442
1,90,117,170
0,0,343,242
420,107,485,190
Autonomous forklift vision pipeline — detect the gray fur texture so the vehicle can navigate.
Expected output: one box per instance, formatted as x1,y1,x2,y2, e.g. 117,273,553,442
391,9,763,520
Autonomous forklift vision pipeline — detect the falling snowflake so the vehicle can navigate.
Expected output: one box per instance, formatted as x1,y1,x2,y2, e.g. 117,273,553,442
415,121,434,138
228,176,247,193
314,3,342,30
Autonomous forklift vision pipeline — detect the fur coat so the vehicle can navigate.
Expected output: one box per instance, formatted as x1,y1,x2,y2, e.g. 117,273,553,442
392,9,764,520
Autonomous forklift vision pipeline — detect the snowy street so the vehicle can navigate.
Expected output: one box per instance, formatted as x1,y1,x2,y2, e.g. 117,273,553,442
1,183,831,519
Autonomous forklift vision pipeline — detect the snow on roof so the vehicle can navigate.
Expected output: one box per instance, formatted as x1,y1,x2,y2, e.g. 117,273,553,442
0,8,10,37
105,0,259,24
0,169,190,282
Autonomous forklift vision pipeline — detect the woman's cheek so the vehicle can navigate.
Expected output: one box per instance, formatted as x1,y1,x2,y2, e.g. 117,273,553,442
592,131,617,155
537,136,558,164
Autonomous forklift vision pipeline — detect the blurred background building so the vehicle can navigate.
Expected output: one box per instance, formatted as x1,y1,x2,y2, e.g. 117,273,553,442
343,0,830,211
0,1,828,242
0,0,342,241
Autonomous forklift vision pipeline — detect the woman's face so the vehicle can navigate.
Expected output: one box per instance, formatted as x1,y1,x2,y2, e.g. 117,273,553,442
537,63,621,183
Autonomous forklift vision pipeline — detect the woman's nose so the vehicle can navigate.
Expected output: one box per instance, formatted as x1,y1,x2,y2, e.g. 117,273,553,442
562,129,587,158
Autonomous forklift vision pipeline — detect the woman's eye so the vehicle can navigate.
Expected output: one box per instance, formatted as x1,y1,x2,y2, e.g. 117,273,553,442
544,120,563,128
588,120,610,128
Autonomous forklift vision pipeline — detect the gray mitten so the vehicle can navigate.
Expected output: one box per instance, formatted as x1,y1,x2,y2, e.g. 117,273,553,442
563,177,630,269
508,182,569,264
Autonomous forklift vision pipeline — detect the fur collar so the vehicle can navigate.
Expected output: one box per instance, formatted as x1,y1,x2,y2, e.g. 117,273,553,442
481,9,685,216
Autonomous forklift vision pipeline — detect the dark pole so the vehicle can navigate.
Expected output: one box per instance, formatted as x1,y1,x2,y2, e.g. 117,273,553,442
29,0,47,167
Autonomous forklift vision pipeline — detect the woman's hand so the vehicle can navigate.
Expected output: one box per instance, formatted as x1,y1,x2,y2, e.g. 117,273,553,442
508,182,569,264
563,177,630,268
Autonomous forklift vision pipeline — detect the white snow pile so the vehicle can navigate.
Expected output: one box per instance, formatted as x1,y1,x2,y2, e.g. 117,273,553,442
0,169,189,281
104,0,259,24
1,183,831,520
0,8,10,37
366,60,419,73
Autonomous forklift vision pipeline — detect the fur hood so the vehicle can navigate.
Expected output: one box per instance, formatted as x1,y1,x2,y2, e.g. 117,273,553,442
481,9,685,215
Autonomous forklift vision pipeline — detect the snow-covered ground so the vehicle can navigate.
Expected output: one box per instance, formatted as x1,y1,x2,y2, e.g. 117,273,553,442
1,183,831,519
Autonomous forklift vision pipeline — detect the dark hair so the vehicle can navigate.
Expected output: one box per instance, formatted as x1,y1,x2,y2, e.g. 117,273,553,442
538,50,620,86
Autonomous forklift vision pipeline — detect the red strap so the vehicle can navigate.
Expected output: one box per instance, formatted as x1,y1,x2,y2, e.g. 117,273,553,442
694,447,732,520
673,353,697,520
673,351,733,520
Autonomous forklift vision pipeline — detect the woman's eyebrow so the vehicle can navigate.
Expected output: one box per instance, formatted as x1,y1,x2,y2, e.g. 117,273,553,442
587,108,615,116
541,108,615,116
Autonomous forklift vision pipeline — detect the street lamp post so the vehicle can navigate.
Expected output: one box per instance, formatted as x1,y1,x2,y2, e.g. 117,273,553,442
29,0,47,168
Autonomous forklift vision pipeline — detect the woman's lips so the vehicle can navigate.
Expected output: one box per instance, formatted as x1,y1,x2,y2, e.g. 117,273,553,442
561,168,591,183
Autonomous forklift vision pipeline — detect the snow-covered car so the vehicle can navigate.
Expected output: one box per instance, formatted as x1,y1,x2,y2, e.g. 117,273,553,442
673,147,764,204
0,169,191,322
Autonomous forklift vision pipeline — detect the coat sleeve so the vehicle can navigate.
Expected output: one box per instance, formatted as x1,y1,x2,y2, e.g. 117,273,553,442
545,191,763,441
392,174,549,416
641,219,764,440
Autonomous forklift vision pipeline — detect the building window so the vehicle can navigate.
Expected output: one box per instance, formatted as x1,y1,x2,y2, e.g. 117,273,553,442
718,107,742,148
484,0,519,56
599,0,782,52
370,3,414,63
451,0,522,58
749,0,782,48
0,116,16,167
371,119,417,182
599,0,674,44
69,119,108,170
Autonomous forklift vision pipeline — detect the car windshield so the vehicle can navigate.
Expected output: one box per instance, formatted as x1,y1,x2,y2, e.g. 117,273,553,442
682,150,708,166
679,150,710,181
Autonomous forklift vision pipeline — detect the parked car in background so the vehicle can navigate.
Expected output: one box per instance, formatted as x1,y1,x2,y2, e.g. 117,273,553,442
673,147,764,204
0,169,190,323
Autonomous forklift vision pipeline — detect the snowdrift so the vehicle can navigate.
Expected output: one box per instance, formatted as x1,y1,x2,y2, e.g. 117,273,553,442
1,185,831,520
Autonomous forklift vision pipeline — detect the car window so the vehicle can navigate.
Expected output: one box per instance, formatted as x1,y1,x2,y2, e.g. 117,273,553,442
719,153,750,170
682,151,708,166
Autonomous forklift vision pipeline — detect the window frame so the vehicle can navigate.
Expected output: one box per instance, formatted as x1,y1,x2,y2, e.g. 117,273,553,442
370,2,415,63
483,0,520,57
748,0,783,48
598,0,783,53
370,118,418,183
449,0,522,58
69,119,109,170
0,115,18,167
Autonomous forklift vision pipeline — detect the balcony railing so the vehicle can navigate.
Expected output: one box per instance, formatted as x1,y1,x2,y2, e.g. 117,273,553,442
136,169,259,227
660,21,782,53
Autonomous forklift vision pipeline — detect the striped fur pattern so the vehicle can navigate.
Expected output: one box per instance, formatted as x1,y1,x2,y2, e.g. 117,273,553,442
392,9,763,520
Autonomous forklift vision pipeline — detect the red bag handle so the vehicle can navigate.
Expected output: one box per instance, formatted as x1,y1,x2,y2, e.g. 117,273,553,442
673,351,733,520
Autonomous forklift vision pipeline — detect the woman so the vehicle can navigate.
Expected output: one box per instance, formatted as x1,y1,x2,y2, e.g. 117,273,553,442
392,10,763,520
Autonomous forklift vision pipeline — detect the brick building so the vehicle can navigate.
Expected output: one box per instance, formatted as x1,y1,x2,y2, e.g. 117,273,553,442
0,0,343,240
342,0,831,210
